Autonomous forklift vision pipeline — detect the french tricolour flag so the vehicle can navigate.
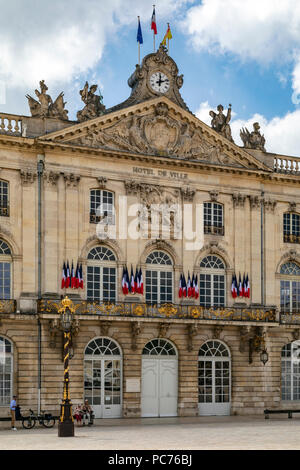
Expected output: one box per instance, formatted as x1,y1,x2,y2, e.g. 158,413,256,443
151,6,157,34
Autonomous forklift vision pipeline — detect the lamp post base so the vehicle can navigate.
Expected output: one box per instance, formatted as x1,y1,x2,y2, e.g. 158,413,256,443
58,402,74,437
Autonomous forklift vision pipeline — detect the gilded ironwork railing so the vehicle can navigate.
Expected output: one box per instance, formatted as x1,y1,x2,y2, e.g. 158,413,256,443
38,299,276,322
0,300,16,314
280,312,300,324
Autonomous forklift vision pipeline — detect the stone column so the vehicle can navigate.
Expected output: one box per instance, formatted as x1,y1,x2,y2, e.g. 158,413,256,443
264,199,277,305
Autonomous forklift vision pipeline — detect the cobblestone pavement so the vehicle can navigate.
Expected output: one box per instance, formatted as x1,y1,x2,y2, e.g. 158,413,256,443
1,415,300,450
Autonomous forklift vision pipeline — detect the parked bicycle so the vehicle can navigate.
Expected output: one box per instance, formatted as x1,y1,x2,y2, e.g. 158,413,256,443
21,408,56,429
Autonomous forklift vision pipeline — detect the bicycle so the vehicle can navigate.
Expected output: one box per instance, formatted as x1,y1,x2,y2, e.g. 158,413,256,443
22,409,56,429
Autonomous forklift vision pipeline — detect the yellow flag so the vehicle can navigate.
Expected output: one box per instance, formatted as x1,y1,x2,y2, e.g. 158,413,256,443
162,24,172,45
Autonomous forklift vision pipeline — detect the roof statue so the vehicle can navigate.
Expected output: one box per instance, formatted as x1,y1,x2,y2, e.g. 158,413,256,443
26,80,69,120
77,82,106,123
240,122,266,152
209,104,234,143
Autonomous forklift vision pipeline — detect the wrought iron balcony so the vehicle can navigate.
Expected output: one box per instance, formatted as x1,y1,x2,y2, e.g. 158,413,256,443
283,233,300,244
0,299,17,314
280,311,300,324
38,299,277,323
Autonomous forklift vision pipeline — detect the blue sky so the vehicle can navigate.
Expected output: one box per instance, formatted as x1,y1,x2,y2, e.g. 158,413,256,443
1,0,300,155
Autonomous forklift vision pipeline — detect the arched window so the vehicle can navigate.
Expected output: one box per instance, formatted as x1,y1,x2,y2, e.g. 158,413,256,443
280,262,300,313
204,202,224,236
0,240,11,300
281,341,300,400
283,213,300,244
142,338,177,356
87,246,117,302
145,251,173,305
0,180,9,217
199,255,226,307
90,189,115,225
0,337,13,405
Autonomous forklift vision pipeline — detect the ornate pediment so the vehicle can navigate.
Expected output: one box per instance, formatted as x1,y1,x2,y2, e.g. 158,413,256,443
40,97,270,172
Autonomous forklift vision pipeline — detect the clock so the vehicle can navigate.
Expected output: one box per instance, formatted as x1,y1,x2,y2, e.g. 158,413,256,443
149,72,170,93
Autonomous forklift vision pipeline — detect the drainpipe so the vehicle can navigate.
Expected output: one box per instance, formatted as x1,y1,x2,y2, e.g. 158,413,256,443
37,156,44,414
261,191,265,306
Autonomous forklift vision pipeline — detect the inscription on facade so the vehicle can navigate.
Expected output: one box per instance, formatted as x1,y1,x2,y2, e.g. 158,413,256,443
133,167,188,181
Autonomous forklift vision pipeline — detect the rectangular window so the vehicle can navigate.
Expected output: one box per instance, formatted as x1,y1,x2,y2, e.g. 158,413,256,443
0,181,9,217
0,262,11,299
204,202,224,235
284,213,300,243
90,190,115,225
87,266,116,302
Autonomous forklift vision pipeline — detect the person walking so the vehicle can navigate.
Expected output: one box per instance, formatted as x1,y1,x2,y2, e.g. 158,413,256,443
10,395,17,430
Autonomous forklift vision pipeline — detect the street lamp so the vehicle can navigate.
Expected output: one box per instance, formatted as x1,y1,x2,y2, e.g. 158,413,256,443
58,297,75,437
260,348,269,366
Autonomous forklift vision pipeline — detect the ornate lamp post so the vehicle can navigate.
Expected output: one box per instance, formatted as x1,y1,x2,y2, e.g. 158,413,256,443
58,297,75,437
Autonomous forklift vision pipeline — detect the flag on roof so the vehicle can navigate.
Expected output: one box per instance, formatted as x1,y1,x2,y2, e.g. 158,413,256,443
151,6,157,35
162,23,172,45
137,17,143,44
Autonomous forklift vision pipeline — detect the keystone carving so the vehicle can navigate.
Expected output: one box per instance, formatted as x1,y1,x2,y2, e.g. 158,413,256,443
289,202,297,213
158,322,170,338
209,191,219,202
97,177,107,189
100,321,111,336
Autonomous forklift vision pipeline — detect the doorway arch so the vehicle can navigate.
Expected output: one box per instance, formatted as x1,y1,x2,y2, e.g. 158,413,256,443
84,337,122,418
141,338,178,417
198,340,231,416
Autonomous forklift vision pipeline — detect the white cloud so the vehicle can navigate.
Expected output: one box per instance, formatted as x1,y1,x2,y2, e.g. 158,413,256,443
0,0,192,89
181,0,300,97
195,101,300,157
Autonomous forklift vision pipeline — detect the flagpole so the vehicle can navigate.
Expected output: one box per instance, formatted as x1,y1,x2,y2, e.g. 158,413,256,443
167,23,170,53
138,16,140,65
153,5,156,52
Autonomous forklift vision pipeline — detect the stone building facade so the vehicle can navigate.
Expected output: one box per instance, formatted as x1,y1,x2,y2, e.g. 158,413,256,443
0,45,300,419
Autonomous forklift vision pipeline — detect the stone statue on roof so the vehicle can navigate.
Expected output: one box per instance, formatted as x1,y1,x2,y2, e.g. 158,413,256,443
209,104,234,142
26,80,69,120
240,122,266,152
77,82,106,122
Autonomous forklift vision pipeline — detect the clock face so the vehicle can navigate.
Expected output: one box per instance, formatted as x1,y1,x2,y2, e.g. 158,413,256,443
149,72,170,93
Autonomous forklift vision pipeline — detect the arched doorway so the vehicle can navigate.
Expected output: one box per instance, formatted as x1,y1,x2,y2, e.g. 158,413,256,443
198,340,231,416
141,338,178,417
84,337,122,418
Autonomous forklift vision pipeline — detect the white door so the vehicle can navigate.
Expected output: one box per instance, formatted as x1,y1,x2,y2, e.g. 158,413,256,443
141,338,178,417
198,340,231,416
84,338,122,419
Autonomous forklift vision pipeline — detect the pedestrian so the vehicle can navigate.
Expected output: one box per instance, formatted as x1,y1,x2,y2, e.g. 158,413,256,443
10,395,17,431
82,399,93,426
74,404,83,426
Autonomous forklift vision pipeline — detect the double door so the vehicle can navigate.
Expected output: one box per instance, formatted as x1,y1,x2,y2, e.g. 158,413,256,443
198,357,230,416
84,357,122,418
141,357,178,417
